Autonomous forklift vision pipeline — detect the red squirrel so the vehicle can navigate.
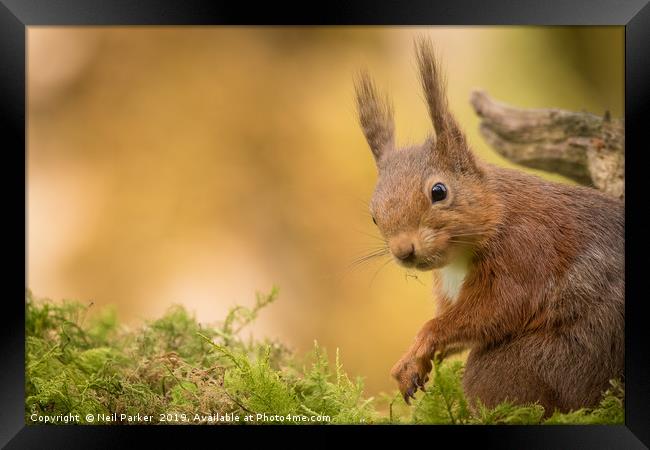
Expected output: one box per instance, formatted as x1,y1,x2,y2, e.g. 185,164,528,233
354,38,624,414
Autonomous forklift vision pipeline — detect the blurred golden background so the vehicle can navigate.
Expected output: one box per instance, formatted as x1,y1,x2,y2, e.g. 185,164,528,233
27,26,623,396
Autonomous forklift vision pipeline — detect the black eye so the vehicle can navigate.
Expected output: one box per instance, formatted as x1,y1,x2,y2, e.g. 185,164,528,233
431,183,447,203
372,216,377,225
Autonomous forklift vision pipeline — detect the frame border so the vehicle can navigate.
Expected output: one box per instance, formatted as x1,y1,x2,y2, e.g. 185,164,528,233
4,0,649,447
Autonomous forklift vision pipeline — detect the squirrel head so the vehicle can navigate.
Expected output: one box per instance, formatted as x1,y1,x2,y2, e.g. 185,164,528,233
355,38,501,270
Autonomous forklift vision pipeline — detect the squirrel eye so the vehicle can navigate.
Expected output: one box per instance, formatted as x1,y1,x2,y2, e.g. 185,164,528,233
372,216,377,225
431,183,447,203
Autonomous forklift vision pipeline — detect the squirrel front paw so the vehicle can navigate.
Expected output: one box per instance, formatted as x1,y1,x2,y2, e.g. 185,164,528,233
390,352,433,404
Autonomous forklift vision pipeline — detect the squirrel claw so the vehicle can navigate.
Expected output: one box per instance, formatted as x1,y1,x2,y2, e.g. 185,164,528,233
419,375,430,391
403,386,416,404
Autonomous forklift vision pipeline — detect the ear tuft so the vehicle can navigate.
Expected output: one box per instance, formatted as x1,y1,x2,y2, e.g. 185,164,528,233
416,37,479,174
354,70,395,162
415,37,450,138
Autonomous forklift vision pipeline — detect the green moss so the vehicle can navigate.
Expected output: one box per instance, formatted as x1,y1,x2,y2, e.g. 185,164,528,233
412,359,470,424
25,289,624,425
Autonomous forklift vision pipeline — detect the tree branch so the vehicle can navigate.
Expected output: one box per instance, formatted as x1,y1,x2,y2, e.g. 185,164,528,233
470,90,624,199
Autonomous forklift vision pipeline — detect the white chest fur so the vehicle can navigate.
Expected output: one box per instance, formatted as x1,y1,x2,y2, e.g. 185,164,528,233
436,251,473,303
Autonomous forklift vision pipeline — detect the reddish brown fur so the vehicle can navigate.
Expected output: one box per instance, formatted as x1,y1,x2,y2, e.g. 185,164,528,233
354,38,624,415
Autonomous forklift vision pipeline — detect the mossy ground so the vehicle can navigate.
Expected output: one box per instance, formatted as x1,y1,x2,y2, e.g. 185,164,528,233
25,288,624,425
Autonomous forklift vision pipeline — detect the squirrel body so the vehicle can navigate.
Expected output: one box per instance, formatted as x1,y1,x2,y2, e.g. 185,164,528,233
354,38,624,413
440,164,623,412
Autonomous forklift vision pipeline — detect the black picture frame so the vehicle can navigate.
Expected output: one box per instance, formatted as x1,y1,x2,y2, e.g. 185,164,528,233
3,0,649,447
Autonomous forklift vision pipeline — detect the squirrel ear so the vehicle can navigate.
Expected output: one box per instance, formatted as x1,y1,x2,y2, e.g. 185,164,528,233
428,131,482,176
416,37,479,175
355,70,395,163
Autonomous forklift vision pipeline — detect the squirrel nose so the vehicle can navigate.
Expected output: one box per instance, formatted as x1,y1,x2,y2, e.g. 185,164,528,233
390,236,416,261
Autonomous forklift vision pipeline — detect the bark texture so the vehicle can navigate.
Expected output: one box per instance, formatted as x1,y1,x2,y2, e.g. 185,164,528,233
470,90,624,199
